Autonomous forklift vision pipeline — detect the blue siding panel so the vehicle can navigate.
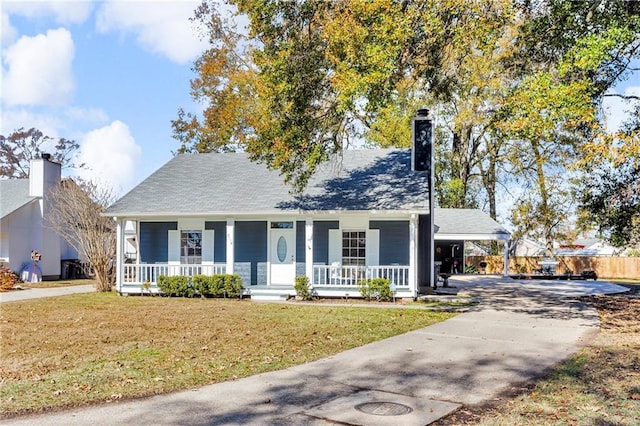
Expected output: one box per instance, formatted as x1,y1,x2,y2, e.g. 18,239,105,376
139,222,177,263
296,221,305,262
370,221,410,265
234,221,267,285
313,221,339,263
205,221,227,263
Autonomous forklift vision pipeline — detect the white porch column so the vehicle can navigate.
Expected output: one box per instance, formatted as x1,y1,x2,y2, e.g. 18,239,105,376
305,218,314,283
226,219,235,274
115,218,123,293
409,214,417,296
503,239,510,277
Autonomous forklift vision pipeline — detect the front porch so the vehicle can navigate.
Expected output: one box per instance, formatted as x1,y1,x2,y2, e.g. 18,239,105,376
118,263,412,299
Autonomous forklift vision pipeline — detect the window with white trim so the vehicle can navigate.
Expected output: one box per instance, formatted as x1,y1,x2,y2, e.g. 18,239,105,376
180,230,202,264
342,231,366,266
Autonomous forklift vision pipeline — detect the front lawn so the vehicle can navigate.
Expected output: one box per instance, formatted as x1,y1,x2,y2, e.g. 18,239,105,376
0,293,454,417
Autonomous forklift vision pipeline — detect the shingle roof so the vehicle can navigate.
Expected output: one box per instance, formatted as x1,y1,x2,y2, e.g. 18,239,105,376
434,208,510,238
105,149,431,216
0,179,36,219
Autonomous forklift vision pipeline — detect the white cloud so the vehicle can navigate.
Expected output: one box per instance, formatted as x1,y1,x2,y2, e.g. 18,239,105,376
0,108,64,138
1,106,109,139
602,85,640,133
65,106,109,125
2,28,75,106
96,0,207,64
1,12,18,46
77,120,142,194
2,0,92,25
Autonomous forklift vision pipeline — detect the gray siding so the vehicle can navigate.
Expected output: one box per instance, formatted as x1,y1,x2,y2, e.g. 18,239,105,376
234,221,267,285
139,222,177,263
313,221,339,263
370,220,410,265
205,221,227,263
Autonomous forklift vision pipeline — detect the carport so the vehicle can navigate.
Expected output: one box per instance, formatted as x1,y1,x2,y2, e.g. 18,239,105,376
434,208,511,277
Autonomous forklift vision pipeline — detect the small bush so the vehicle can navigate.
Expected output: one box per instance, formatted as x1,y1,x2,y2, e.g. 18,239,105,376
192,275,211,297
157,275,192,297
358,278,392,301
294,276,313,300
464,264,478,274
1,267,20,291
222,274,243,298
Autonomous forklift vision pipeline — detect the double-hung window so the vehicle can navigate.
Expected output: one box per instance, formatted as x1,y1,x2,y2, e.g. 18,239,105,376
342,230,366,281
180,230,202,264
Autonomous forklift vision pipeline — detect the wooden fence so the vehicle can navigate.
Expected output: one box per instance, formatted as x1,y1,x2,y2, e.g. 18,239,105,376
466,256,640,279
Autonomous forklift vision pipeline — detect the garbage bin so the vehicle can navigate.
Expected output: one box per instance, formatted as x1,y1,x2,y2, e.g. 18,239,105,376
60,260,70,279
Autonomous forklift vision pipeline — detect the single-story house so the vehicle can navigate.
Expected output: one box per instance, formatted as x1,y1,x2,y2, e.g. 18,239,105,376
105,149,510,299
0,156,78,280
555,238,620,256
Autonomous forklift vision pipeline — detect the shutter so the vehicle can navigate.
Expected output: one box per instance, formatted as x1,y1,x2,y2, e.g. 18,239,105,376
328,229,342,265
202,230,214,264
168,230,179,264
366,229,380,266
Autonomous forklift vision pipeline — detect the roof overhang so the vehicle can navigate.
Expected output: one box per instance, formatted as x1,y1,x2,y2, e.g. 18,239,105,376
0,198,39,220
103,209,429,219
435,232,510,241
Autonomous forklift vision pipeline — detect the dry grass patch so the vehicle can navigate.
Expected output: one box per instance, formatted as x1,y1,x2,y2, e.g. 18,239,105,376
0,293,454,417
435,285,640,426
20,279,96,289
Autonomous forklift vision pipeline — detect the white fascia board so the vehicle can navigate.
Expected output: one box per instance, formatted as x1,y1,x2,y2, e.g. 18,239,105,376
105,209,427,220
435,233,510,241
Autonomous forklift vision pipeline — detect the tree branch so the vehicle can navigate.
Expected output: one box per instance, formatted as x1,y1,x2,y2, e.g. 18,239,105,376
603,93,640,101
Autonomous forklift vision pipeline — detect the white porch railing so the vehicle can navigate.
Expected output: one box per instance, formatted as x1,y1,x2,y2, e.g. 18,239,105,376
312,265,410,288
123,263,227,284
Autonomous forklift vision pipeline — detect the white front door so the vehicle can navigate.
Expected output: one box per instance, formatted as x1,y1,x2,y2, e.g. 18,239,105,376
270,227,295,285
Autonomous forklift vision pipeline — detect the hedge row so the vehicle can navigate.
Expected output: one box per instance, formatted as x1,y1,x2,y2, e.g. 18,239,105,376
156,274,243,298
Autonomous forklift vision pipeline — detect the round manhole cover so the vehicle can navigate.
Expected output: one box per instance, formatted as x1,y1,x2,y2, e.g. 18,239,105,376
354,401,413,416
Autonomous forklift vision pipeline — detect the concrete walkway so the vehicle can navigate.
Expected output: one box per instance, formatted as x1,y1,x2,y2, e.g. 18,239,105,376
0,284,95,303
1,277,628,425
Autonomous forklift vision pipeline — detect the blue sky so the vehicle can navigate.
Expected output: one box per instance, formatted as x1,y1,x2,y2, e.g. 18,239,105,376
2,1,638,199
1,0,209,195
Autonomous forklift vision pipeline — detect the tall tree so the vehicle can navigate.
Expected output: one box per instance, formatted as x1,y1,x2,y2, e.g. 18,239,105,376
175,0,639,243
579,108,640,247
47,179,116,292
0,128,82,179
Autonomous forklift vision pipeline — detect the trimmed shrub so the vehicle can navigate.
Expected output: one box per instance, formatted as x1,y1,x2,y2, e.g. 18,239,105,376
157,275,192,297
223,274,243,298
158,274,243,298
294,276,313,300
193,275,213,297
358,278,392,301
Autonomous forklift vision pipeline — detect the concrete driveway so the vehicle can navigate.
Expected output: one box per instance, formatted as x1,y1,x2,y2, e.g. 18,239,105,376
0,276,628,425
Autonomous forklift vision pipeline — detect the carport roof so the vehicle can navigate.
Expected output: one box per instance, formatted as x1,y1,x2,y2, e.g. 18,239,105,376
435,208,510,240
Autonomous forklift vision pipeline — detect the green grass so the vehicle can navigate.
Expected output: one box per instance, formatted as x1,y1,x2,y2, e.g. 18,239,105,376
0,293,455,416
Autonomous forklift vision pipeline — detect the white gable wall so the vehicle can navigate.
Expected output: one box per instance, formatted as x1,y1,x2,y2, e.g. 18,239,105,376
1,202,41,274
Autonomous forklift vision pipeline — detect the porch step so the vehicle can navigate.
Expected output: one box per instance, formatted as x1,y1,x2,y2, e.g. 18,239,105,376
248,286,295,301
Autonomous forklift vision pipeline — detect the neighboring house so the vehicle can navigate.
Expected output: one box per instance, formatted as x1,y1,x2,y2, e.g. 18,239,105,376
555,238,619,256
105,149,510,299
512,238,548,257
0,156,78,280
